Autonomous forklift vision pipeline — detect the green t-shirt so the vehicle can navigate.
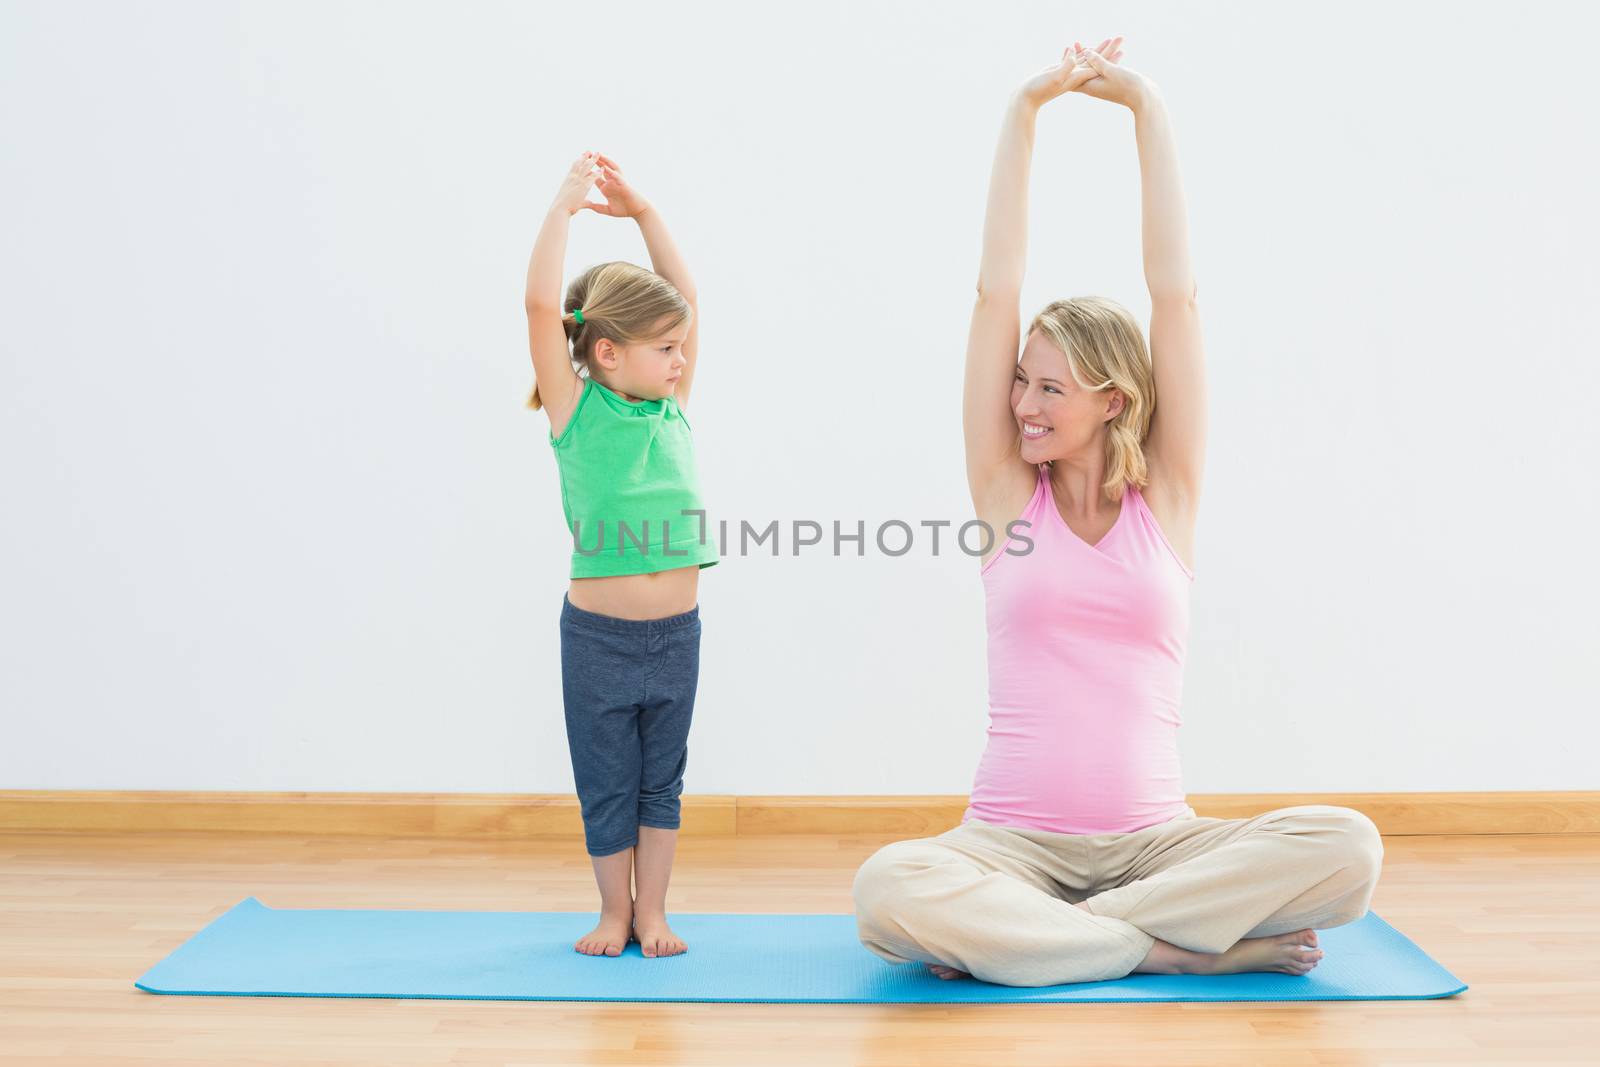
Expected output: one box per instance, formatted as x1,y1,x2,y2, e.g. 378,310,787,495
549,376,720,579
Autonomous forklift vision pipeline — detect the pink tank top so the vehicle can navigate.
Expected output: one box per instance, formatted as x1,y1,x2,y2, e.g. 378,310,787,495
963,464,1196,836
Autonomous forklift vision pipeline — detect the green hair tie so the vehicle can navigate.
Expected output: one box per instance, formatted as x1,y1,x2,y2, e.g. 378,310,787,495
573,307,584,325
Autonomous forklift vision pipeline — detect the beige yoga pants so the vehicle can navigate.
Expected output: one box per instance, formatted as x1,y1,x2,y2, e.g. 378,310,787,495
852,804,1384,987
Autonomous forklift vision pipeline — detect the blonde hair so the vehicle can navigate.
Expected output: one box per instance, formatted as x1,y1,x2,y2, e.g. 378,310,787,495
1027,296,1154,503
526,261,693,411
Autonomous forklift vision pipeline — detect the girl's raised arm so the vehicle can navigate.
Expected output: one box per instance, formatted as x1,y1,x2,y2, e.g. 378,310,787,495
524,153,600,425
591,156,701,411
1079,48,1208,502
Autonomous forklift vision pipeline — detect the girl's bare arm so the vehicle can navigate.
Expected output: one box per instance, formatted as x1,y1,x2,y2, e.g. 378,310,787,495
525,154,600,423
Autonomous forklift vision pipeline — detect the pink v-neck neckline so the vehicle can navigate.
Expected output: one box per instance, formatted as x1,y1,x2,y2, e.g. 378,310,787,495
1042,469,1130,553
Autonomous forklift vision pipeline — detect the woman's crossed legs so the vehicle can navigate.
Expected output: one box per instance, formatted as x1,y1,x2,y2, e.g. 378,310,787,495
851,805,1383,986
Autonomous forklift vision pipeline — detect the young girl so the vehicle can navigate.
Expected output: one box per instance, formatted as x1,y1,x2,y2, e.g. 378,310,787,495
524,150,717,959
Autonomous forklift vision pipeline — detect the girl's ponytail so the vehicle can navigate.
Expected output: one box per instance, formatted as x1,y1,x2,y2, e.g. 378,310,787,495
527,305,588,411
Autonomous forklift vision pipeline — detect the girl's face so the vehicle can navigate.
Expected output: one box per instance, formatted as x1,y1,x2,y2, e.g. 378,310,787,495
595,317,689,401
1011,331,1123,465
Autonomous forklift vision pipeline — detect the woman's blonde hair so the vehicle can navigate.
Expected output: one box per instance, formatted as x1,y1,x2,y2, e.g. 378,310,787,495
527,261,693,411
1027,296,1154,503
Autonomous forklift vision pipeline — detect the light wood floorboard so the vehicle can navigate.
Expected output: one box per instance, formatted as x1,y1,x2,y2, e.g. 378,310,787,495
2,829,1596,1065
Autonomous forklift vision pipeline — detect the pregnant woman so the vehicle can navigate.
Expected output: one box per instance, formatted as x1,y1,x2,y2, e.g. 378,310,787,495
850,39,1384,987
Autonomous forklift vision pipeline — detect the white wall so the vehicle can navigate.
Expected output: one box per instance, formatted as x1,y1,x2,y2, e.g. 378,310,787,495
3,1,1596,795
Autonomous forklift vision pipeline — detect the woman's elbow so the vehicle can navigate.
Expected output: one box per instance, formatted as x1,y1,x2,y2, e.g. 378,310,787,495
1150,279,1198,308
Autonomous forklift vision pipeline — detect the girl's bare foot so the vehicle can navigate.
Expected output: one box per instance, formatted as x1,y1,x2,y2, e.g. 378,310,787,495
575,906,634,957
632,909,687,958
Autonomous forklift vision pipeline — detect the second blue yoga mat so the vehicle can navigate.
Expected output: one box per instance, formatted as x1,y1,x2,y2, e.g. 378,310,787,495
135,897,1466,1003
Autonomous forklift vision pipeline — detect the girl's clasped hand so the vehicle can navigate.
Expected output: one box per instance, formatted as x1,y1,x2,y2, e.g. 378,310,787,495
554,150,653,219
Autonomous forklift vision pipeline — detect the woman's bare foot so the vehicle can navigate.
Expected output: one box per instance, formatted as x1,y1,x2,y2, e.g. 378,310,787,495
1138,928,1324,976
1204,928,1323,976
927,963,970,980
632,909,687,958
574,906,634,957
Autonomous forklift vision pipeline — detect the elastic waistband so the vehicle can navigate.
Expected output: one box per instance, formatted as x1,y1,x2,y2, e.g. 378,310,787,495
561,593,700,634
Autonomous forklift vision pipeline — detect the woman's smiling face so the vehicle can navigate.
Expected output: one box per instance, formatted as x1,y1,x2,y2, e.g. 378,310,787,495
1012,330,1122,463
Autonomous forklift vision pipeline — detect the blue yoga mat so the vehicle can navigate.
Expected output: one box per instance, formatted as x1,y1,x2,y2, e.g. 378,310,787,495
135,897,1466,1003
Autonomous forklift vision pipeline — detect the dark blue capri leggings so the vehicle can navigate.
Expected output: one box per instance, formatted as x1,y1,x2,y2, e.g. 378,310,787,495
558,593,701,857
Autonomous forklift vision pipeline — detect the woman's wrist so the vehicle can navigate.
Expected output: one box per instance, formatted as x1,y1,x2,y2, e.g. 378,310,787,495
1010,88,1044,115
1129,78,1162,116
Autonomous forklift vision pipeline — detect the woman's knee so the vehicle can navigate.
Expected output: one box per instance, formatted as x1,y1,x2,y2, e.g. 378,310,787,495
851,839,946,927
1275,804,1384,875
1323,806,1385,879
1310,807,1385,924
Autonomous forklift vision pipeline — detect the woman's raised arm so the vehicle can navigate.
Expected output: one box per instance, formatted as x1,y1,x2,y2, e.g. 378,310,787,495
963,44,1116,513
1079,48,1208,501
962,94,1034,512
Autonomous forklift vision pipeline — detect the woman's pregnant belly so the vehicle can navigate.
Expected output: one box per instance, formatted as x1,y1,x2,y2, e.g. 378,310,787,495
963,688,1189,836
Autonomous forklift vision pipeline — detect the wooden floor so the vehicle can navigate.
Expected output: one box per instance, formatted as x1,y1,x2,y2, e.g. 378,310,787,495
3,828,1597,1066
